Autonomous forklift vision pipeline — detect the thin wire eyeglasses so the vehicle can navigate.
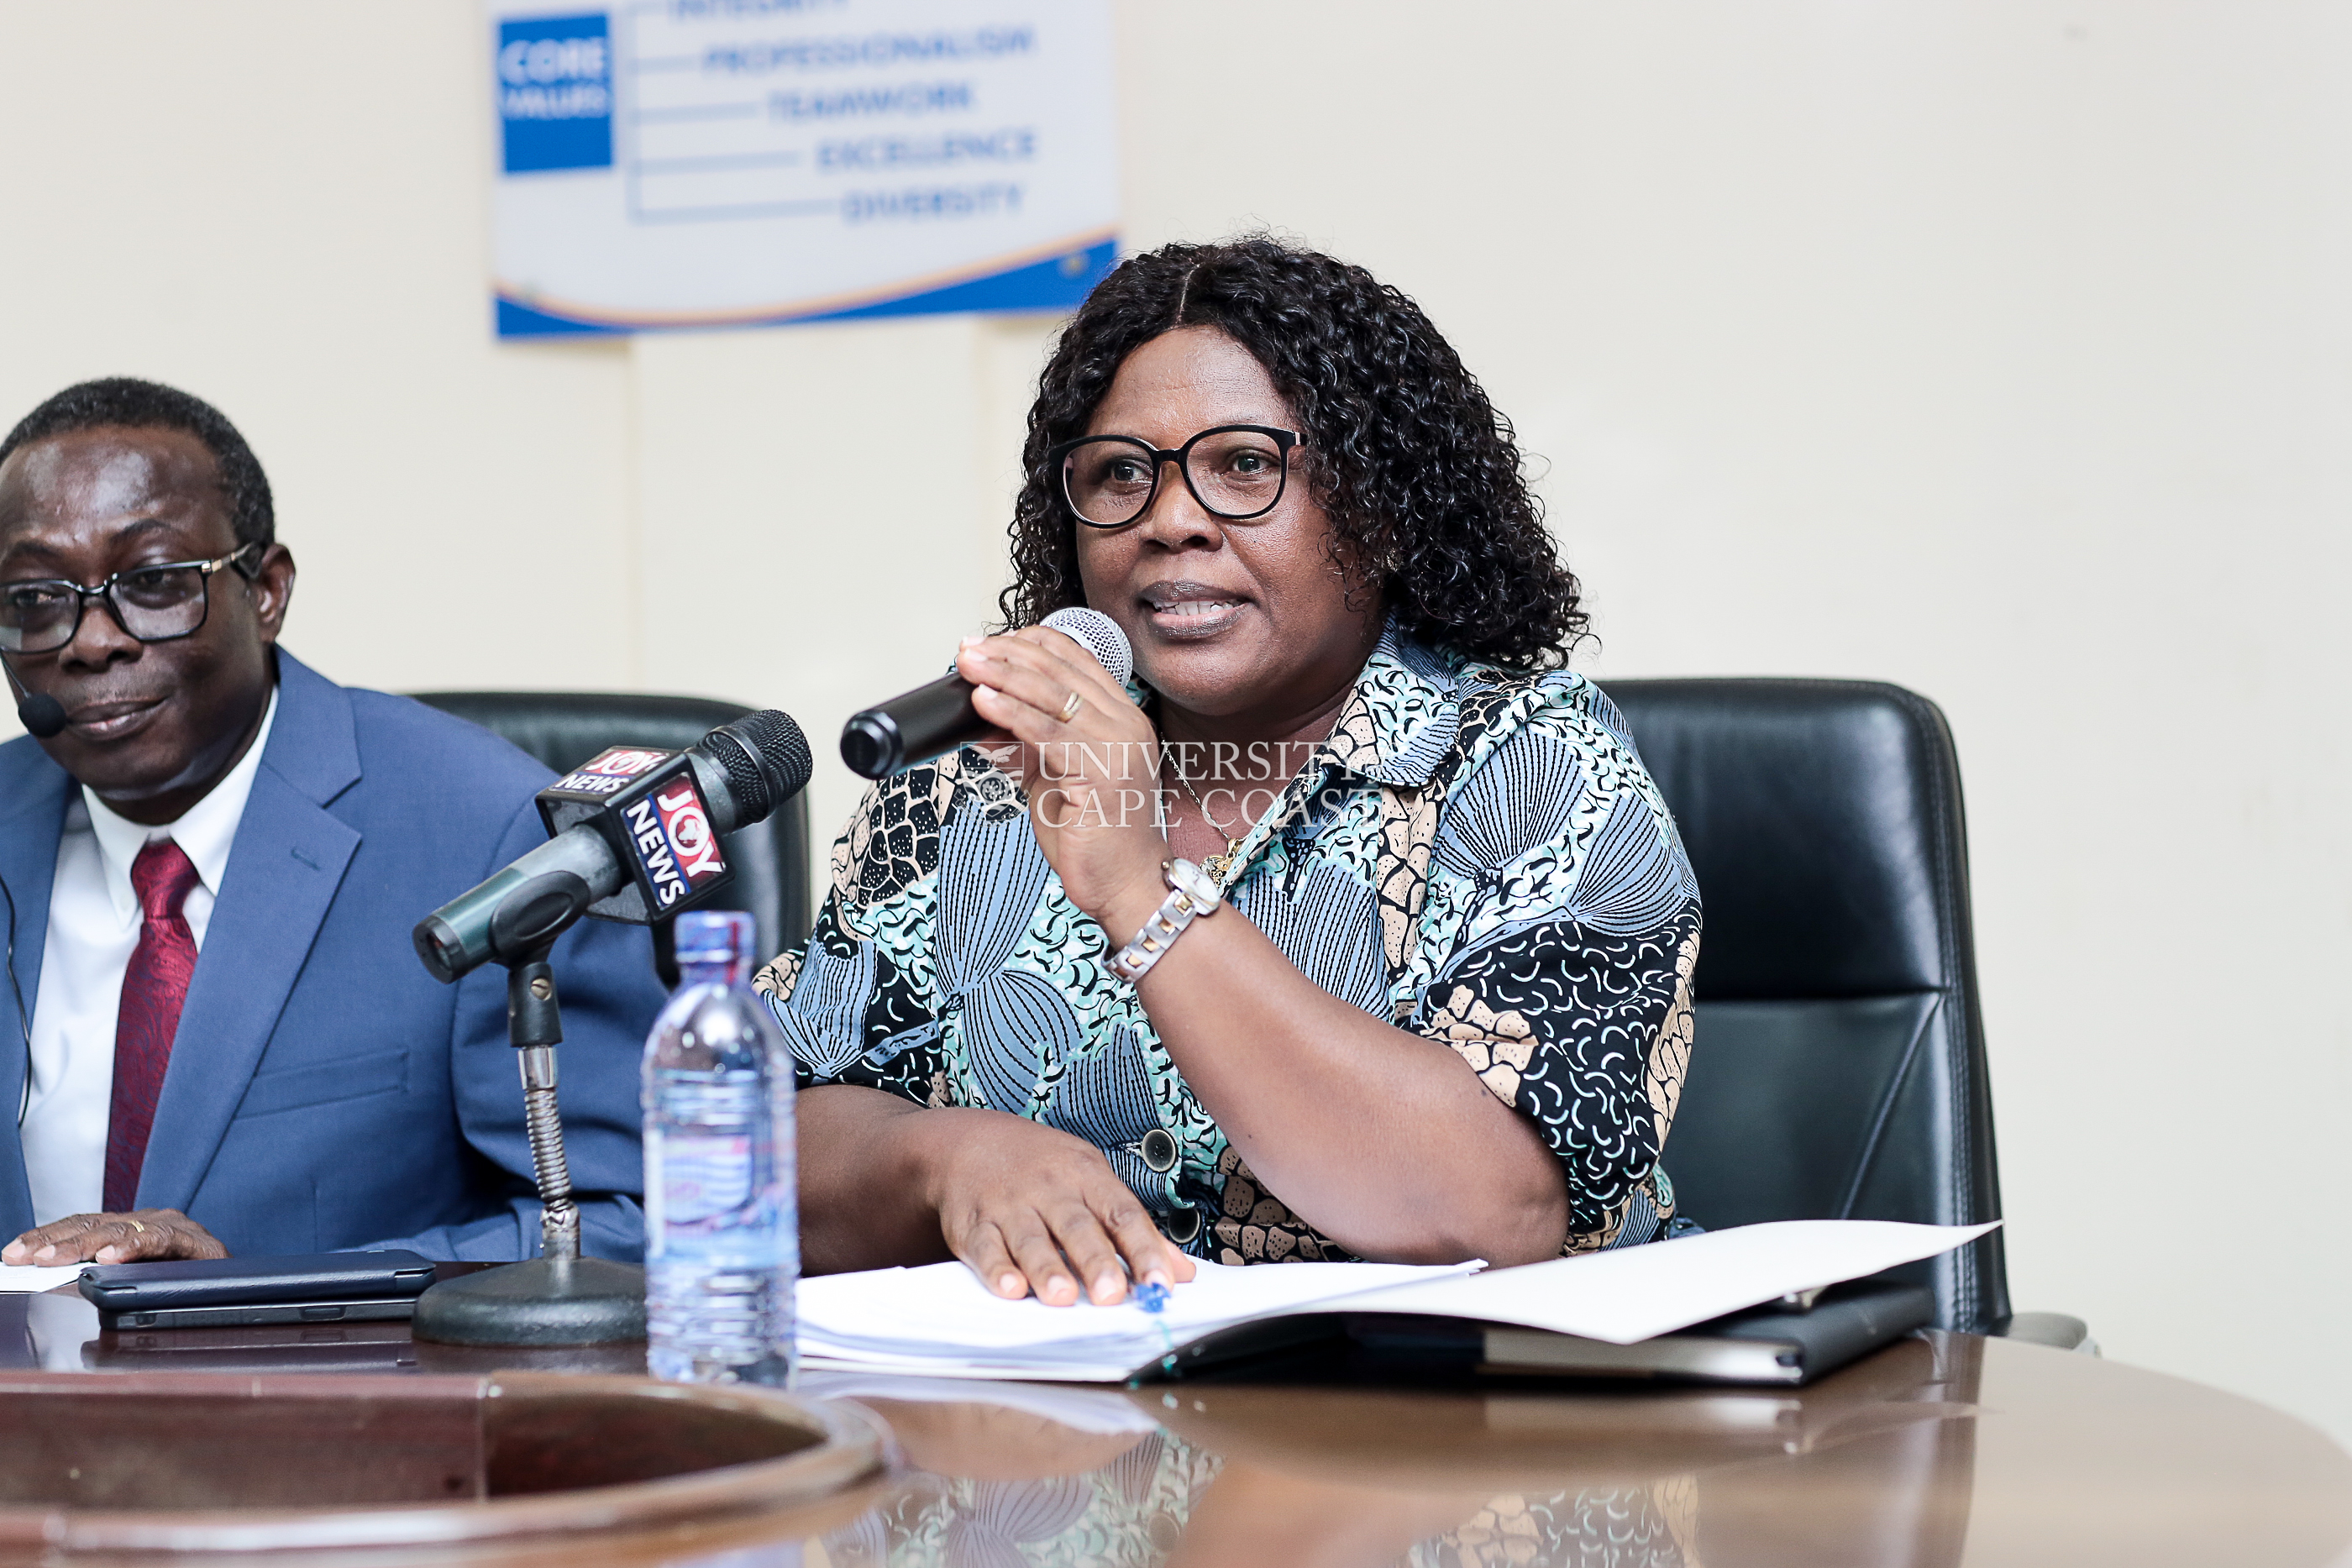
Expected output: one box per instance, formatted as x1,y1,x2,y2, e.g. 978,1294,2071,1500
0,543,264,654
1047,424,1302,527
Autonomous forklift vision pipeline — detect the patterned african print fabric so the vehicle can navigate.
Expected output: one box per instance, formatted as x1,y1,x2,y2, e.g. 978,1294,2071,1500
756,620,1702,1261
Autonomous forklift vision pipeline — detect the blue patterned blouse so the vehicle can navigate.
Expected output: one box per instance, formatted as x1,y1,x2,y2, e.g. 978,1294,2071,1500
755,621,1702,1262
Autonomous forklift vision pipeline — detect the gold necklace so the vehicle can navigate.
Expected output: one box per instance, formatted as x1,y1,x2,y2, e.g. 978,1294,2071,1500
1165,746,1246,884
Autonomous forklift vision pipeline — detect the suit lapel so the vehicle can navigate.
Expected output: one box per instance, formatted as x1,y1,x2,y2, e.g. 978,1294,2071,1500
0,747,71,1239
136,653,363,1215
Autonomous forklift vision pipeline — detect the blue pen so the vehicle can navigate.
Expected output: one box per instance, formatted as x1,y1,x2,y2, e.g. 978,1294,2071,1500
1131,1279,1179,1386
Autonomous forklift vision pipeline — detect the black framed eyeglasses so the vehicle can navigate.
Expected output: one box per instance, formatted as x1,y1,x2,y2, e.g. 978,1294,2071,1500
1047,424,1301,528
0,543,263,655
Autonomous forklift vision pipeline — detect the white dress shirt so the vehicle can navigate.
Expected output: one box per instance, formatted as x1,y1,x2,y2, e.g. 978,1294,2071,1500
20,690,280,1225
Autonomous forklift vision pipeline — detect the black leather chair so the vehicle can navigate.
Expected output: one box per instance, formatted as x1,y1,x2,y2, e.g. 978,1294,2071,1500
407,691,815,967
1603,678,2084,1345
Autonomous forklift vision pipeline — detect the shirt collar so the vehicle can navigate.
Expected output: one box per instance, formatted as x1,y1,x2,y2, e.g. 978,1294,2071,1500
1315,617,1469,789
1126,616,1471,792
83,687,280,924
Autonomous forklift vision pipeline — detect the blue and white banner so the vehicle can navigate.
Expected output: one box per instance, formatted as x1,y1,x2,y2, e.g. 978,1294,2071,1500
489,0,1117,338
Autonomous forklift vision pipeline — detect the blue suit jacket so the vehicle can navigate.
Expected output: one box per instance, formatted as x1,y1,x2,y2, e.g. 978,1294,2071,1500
0,651,667,1261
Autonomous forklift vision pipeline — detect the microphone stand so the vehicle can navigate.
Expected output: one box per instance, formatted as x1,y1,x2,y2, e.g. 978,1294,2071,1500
411,873,647,1347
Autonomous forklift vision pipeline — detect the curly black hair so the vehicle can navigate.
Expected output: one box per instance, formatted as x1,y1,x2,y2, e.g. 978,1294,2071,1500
0,377,275,548
1000,236,1584,669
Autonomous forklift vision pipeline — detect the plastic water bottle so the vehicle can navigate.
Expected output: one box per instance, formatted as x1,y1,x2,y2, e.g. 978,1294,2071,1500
643,909,797,1385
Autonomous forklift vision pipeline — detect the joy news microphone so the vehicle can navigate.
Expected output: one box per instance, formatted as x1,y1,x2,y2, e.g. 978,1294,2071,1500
839,607,1133,779
412,710,813,984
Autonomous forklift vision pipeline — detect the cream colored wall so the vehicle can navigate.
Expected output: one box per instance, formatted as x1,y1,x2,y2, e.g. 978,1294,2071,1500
1,2,2344,1447
0,3,640,696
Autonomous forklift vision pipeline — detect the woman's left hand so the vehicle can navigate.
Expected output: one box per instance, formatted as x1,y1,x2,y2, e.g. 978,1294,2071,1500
955,627,1168,941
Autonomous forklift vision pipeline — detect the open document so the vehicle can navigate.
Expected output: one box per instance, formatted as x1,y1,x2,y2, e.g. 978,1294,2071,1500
799,1219,1998,1384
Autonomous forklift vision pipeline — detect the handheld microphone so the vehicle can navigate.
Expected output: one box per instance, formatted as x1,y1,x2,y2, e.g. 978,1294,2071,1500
413,710,812,984
841,607,1133,779
1,656,66,739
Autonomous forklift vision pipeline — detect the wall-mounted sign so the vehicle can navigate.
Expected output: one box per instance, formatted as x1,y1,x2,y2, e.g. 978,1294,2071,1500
489,0,1116,338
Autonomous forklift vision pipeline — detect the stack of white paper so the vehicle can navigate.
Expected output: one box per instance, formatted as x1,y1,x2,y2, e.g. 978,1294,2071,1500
795,1220,1998,1383
799,1258,1475,1382
796,1221,1998,1382
0,1264,85,1294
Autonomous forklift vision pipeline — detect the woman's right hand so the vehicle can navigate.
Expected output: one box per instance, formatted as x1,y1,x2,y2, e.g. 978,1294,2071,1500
919,1108,1198,1304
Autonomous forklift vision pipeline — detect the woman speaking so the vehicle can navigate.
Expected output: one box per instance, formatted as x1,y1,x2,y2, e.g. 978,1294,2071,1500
764,237,1700,1305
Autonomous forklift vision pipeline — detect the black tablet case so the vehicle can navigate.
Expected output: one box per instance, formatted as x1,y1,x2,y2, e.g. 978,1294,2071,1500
1153,1280,1934,1386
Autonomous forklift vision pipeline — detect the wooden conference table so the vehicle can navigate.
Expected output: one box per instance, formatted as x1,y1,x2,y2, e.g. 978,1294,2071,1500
5,1279,2349,1567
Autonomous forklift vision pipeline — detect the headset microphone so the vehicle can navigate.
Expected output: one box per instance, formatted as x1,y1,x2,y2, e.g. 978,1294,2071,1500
0,655,66,739
16,694,65,740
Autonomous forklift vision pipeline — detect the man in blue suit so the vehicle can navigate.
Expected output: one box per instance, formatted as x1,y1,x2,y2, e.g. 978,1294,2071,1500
0,378,664,1266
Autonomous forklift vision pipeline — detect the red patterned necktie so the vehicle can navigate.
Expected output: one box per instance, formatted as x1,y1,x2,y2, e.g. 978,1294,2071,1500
103,839,203,1214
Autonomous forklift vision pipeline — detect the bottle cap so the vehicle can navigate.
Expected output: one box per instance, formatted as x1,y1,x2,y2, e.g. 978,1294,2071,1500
675,909,756,986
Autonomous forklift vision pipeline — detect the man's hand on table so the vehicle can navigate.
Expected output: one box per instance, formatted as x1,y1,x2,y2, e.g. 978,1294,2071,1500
3,1209,228,1266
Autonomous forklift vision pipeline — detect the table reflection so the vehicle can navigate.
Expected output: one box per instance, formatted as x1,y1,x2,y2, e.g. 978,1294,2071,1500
805,1335,1982,1568
10,1301,2352,1568
13,1290,2352,1567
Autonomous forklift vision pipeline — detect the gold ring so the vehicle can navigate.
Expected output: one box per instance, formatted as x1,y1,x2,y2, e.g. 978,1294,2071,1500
1058,690,1084,723
125,1220,144,1235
